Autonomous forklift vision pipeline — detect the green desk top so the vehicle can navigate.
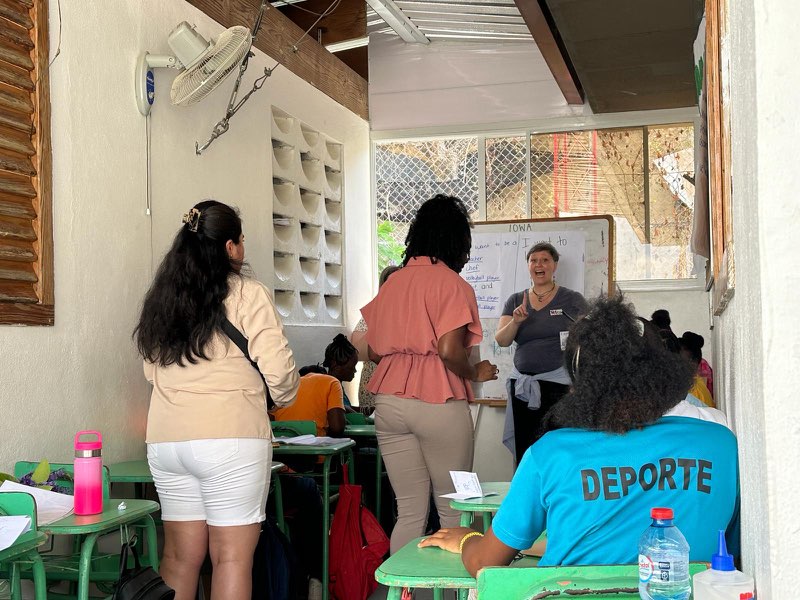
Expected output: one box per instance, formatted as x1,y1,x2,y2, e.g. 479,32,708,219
40,499,159,535
376,537,539,590
110,459,286,483
109,459,152,483
343,424,376,437
0,530,47,562
448,482,510,513
272,439,355,456
477,563,708,599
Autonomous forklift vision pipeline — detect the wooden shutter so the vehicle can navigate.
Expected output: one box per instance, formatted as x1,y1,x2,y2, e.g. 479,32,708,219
0,0,52,325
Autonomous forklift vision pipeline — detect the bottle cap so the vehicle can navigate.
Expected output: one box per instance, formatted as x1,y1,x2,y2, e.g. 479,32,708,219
650,507,673,520
712,530,735,571
74,430,103,451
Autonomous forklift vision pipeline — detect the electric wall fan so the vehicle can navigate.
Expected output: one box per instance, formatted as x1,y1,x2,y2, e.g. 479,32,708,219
135,22,252,116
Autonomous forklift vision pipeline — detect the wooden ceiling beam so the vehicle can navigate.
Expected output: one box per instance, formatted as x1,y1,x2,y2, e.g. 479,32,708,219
513,0,583,105
185,0,368,120
278,0,366,46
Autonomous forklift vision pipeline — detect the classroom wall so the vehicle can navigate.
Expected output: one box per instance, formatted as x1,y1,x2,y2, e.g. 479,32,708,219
714,1,800,597
0,0,370,471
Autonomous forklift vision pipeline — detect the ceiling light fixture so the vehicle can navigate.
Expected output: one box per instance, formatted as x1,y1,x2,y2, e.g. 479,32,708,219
365,0,429,44
325,36,369,53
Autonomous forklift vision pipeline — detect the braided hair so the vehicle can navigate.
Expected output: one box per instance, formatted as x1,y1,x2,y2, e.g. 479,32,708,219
323,334,357,370
403,194,472,273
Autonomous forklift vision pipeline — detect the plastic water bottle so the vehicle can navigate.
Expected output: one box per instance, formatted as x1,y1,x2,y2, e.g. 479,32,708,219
73,430,103,515
638,507,691,600
693,531,755,599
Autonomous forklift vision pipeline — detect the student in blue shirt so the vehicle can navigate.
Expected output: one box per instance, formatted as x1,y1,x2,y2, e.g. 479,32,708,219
419,295,739,575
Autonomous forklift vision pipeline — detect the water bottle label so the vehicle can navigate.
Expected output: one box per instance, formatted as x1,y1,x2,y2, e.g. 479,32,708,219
639,554,679,583
638,554,654,583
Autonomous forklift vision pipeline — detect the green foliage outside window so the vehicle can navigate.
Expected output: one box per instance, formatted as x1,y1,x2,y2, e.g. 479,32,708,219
377,220,404,278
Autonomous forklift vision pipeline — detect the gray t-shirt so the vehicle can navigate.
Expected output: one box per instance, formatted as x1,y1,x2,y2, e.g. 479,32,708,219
501,287,588,375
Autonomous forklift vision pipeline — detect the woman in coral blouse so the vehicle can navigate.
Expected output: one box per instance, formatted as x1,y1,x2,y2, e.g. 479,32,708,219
361,194,498,554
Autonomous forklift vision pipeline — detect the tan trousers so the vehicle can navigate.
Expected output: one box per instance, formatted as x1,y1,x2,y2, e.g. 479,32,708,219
374,394,475,554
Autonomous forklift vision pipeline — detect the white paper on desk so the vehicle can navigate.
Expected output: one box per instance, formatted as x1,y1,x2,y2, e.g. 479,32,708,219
0,515,31,552
440,471,498,501
278,435,351,446
0,480,74,525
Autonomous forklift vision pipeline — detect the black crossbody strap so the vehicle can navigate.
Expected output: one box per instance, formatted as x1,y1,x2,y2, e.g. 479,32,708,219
222,318,275,410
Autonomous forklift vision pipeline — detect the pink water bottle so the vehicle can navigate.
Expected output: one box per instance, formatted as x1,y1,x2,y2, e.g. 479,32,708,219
73,431,103,515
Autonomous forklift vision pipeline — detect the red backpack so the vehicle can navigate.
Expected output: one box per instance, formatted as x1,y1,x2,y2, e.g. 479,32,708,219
328,466,390,600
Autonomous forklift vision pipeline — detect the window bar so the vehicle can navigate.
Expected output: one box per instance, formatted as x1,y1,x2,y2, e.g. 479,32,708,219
477,137,487,221
643,125,652,278
526,131,532,219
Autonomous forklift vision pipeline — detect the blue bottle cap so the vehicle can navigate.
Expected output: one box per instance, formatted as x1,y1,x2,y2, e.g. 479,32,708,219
711,530,735,571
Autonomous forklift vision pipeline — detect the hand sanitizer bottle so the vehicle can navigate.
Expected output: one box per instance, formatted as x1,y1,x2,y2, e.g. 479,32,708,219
693,531,755,599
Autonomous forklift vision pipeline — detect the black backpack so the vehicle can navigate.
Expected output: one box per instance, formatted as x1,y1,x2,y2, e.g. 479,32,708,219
251,517,303,600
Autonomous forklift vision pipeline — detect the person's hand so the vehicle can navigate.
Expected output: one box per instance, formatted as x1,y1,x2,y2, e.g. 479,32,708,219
418,527,474,554
473,360,499,382
511,292,529,324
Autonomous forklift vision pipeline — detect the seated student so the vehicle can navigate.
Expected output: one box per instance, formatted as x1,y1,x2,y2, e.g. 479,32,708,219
680,331,715,407
420,296,739,574
322,334,359,413
273,365,346,437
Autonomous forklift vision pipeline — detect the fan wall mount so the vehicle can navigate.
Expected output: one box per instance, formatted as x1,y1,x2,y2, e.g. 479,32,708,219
135,22,252,116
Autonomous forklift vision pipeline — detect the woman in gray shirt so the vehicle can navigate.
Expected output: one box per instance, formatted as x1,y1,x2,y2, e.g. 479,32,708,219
495,242,587,464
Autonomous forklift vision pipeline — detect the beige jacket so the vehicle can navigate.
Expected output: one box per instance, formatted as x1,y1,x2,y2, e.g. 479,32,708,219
145,278,299,443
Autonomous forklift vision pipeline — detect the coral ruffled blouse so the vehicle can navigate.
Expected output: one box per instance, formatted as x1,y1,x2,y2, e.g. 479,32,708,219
360,256,483,403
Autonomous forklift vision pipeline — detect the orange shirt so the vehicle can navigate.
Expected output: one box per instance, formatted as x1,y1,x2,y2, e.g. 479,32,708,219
361,256,483,403
273,373,344,436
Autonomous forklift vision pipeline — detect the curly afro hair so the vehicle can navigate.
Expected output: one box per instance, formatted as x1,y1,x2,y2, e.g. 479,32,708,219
545,295,695,434
403,194,472,273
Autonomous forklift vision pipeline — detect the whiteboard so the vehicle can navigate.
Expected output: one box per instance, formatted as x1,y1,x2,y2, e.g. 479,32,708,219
462,216,615,399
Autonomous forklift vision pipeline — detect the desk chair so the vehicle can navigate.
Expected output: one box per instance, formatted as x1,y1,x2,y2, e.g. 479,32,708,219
476,563,709,599
0,492,48,600
345,412,367,425
272,420,317,438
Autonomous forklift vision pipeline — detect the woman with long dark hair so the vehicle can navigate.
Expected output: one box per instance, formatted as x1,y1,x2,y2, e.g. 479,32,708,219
361,194,499,554
421,295,739,574
134,200,299,600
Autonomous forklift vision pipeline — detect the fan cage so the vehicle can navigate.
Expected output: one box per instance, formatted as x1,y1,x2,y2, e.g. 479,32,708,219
171,25,252,106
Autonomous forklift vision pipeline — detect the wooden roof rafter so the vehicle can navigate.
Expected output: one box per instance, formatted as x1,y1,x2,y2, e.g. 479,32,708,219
186,0,368,120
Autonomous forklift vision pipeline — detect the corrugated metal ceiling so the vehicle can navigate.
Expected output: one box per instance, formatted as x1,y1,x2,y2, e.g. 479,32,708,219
367,0,533,42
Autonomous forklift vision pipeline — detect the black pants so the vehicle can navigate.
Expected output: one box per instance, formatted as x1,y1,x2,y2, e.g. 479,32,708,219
510,379,570,466
268,475,323,581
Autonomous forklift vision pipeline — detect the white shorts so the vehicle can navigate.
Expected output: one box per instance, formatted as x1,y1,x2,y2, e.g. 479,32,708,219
147,438,272,527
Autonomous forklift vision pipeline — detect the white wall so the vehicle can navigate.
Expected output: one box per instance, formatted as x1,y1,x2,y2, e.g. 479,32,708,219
622,287,713,364
0,0,370,471
714,0,800,597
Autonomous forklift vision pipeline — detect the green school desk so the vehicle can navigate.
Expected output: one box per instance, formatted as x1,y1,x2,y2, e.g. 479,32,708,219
272,439,356,600
0,530,48,600
476,563,709,599
448,481,510,531
375,536,539,600
39,498,160,600
343,423,384,521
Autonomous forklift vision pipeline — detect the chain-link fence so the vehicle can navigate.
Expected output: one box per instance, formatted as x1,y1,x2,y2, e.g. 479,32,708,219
375,124,695,279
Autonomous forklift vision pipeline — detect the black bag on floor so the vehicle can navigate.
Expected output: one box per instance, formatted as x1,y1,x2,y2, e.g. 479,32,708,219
252,517,303,600
113,535,175,600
